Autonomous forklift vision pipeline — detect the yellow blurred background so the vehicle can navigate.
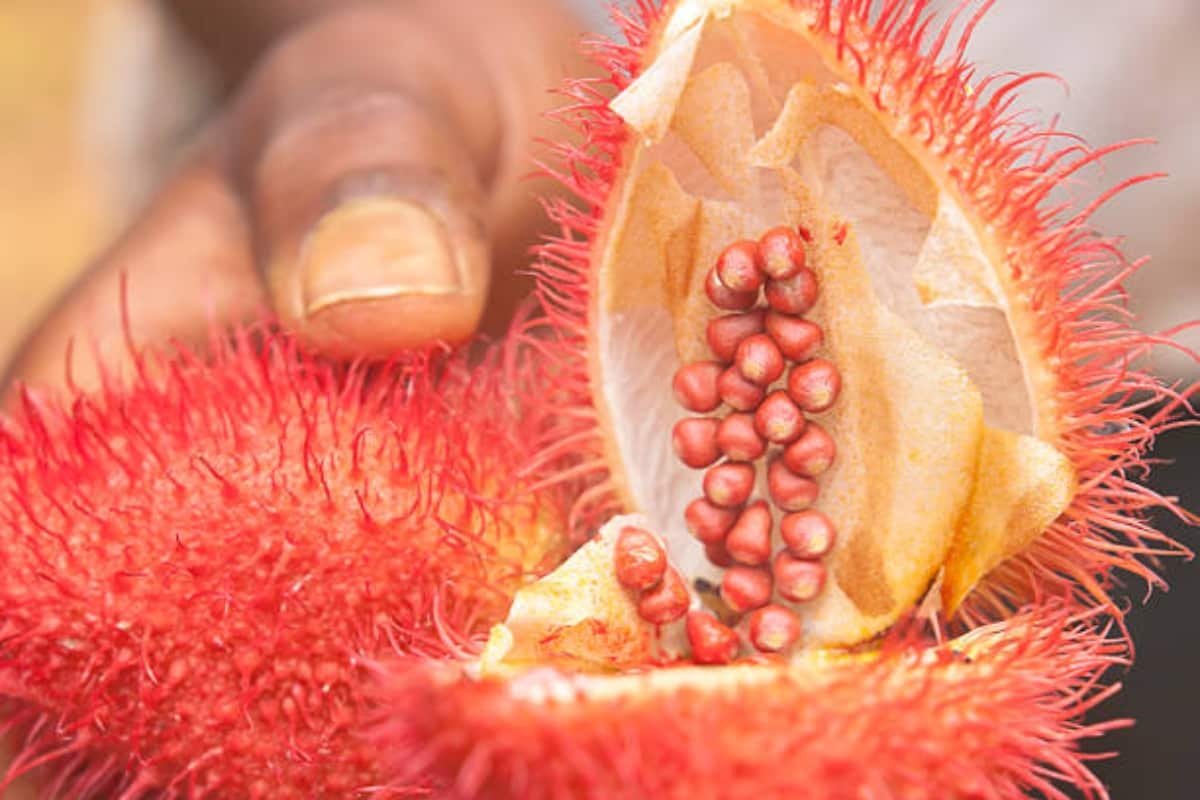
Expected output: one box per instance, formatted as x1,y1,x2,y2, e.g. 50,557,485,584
0,0,211,371
0,1,111,367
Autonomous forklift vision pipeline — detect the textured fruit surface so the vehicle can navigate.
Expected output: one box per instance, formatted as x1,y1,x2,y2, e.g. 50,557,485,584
373,605,1126,800
490,0,1196,796
0,330,565,797
1,1,1197,798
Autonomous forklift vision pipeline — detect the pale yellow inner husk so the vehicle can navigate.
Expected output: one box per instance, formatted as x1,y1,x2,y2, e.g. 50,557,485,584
577,0,1076,651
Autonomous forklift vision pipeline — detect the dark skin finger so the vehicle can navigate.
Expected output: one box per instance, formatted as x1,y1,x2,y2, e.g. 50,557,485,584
3,0,584,400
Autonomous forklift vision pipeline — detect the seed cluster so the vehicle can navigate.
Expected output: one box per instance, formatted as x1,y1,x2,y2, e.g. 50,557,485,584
672,227,842,654
614,526,748,665
614,526,691,626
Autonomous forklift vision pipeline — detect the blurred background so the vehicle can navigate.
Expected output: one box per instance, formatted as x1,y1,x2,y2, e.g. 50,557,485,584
0,0,1195,796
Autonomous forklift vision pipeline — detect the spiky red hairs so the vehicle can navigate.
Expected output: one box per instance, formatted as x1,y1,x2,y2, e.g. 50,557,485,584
0,329,565,798
373,606,1128,800
0,0,1197,798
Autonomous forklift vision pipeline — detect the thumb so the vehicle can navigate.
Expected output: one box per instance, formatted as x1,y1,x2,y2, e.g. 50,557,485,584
228,5,501,357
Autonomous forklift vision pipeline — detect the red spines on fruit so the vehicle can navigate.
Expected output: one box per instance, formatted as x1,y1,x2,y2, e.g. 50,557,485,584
437,0,1196,796
373,607,1127,800
0,330,562,797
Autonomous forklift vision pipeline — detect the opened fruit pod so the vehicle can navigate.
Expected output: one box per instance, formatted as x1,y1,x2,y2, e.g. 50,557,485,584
0,1,1195,798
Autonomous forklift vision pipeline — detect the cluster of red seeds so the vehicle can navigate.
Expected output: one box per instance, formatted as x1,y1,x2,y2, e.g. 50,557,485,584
670,227,842,656
614,525,802,664
614,525,691,624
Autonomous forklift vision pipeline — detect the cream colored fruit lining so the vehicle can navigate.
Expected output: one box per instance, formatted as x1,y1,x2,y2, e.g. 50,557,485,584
589,2,1074,649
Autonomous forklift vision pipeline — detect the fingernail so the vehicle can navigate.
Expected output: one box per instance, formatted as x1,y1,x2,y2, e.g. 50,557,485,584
300,198,465,317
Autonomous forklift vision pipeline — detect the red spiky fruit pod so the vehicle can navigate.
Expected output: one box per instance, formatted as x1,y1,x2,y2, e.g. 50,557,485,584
373,0,1197,797
0,1,1195,797
373,605,1128,800
0,328,568,798
535,0,1198,634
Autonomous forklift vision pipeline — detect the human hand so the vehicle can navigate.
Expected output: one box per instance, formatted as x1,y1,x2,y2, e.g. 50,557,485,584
3,0,584,397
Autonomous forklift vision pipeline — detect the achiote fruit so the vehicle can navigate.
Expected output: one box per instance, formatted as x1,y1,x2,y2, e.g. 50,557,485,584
378,1,1196,797
0,1,1196,798
0,331,566,797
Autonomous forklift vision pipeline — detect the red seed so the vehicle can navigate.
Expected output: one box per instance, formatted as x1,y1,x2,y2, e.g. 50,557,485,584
672,418,721,469
707,311,766,361
614,526,667,591
725,500,773,566
787,359,842,413
672,361,725,413
765,311,824,362
765,268,819,315
734,334,785,387
705,266,758,311
716,413,766,461
758,226,807,281
638,567,691,625
705,540,736,568
767,458,820,512
718,367,767,412
781,422,837,476
715,240,765,293
747,604,802,652
754,391,806,445
703,462,756,508
721,566,773,614
773,553,826,603
780,510,837,559
686,611,740,665
684,498,739,545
